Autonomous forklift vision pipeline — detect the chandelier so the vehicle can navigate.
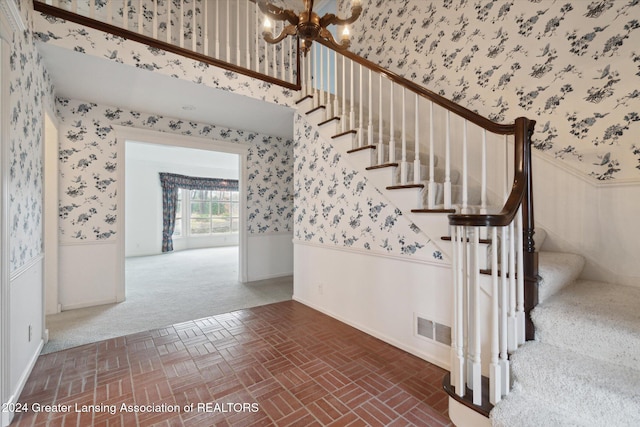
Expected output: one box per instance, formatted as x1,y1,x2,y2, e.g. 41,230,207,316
258,0,362,54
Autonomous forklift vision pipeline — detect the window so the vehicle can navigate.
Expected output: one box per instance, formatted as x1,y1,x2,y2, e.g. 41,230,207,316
173,188,239,237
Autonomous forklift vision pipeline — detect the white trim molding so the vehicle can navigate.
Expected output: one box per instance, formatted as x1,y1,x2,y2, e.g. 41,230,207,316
0,0,25,41
293,239,452,268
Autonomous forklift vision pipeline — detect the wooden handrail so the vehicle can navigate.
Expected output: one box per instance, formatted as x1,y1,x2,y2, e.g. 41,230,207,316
448,117,536,227
318,39,515,135
33,1,302,91
317,39,539,340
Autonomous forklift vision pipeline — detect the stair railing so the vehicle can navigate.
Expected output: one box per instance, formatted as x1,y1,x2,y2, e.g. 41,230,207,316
34,0,300,90
306,40,537,409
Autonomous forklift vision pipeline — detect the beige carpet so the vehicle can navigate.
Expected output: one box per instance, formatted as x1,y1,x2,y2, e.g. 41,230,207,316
42,246,293,354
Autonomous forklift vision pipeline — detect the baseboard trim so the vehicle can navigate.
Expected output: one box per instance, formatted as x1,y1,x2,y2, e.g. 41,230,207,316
3,339,44,427
246,272,293,282
292,295,450,371
293,239,451,268
61,297,119,311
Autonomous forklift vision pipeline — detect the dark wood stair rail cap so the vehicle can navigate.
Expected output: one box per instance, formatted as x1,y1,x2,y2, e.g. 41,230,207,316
317,39,538,340
34,1,302,91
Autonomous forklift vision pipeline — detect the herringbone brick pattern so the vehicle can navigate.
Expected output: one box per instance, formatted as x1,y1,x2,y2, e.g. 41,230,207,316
11,301,451,426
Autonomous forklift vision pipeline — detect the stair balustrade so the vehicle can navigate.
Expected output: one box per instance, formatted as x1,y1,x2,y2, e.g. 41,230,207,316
33,0,538,411
34,0,300,89
305,40,538,411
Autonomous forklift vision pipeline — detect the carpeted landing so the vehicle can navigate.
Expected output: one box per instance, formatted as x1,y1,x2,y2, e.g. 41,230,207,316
490,252,640,426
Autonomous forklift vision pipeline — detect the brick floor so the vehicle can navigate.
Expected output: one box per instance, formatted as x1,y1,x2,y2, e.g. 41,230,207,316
10,301,452,426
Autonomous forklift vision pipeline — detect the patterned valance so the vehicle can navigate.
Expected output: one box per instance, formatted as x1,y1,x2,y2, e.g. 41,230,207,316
159,172,239,192
159,173,239,252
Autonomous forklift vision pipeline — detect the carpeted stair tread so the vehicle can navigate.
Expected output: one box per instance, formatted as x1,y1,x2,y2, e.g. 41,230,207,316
537,251,585,303
533,279,640,370
505,341,640,426
490,386,587,427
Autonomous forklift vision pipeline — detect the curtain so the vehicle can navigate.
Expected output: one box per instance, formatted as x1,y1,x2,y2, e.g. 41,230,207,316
160,173,239,252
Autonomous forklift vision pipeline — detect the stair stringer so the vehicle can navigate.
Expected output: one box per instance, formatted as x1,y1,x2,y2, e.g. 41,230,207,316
297,102,453,263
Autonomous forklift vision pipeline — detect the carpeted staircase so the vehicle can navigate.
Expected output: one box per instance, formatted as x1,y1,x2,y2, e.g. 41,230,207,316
301,96,640,427
490,251,640,426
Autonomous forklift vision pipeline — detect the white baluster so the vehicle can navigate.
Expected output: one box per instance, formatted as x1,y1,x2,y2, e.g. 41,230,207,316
89,0,96,19
368,69,373,146
451,226,466,396
122,0,128,30
217,0,221,59
107,0,112,24
471,227,482,406
264,23,269,76
333,51,339,119
236,0,241,66
462,119,469,213
254,5,258,71
280,26,291,80
246,1,250,69
378,74,384,165
414,95,420,184
271,28,276,77
327,47,332,117
428,101,436,208
508,221,517,351
489,226,502,404
319,45,325,111
481,129,487,214
349,59,355,132
203,0,209,55
153,0,158,40
444,110,452,209
341,54,347,131
226,0,230,61
516,207,525,345
71,0,77,14
307,51,312,98
138,0,143,34
313,46,319,107
179,0,184,48
192,0,197,51
400,87,407,184
166,0,170,43
358,63,363,147
389,82,395,163
500,226,510,395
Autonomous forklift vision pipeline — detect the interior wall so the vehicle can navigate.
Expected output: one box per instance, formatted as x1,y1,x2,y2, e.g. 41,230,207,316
125,142,240,257
2,1,54,424
339,0,640,284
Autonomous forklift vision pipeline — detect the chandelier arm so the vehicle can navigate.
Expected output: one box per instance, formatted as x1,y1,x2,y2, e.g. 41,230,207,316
257,1,299,25
319,5,362,28
263,24,298,44
319,26,350,50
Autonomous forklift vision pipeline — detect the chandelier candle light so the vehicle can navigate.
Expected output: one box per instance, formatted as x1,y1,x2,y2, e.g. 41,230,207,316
259,0,362,54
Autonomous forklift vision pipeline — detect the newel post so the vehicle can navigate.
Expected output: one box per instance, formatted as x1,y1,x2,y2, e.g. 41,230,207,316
518,117,538,341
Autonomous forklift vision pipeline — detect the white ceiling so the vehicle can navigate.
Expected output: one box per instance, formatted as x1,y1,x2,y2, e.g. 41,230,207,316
126,141,240,171
37,42,295,139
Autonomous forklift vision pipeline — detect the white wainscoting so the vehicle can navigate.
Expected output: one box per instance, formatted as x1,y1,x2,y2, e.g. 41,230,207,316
533,151,640,287
7,256,43,424
247,232,293,281
293,242,452,370
59,242,123,310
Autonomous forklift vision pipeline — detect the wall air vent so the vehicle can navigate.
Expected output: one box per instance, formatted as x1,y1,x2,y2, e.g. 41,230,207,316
416,315,451,346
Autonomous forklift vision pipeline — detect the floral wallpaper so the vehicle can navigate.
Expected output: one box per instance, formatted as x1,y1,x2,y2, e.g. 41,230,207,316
293,113,445,262
8,1,55,272
340,0,640,182
56,97,293,242
33,6,297,107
